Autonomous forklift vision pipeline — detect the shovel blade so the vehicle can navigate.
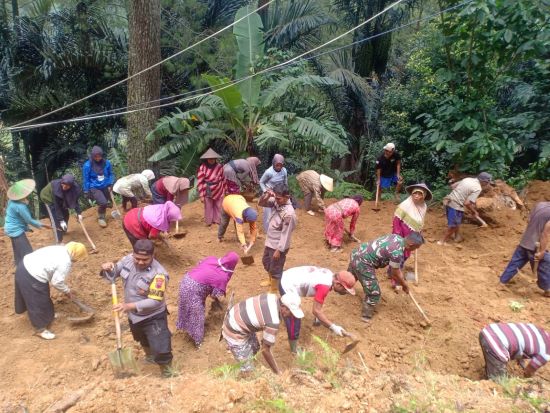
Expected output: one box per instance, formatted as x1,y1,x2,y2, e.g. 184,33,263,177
342,339,360,355
111,210,121,220
241,255,254,265
108,348,138,375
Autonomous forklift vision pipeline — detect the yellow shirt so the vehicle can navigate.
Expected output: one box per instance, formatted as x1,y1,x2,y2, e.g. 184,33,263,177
222,195,257,245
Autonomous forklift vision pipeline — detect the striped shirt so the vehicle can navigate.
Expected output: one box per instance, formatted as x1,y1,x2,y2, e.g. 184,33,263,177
481,323,550,372
222,294,280,346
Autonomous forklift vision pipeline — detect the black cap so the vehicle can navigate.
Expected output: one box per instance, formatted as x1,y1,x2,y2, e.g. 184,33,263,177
133,239,154,255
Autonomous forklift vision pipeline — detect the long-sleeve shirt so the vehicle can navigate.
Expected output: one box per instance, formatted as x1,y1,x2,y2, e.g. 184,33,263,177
222,195,257,246
4,200,43,237
40,181,82,220
23,246,72,293
113,174,152,199
259,166,288,192
110,254,169,323
123,208,161,239
326,198,361,234
296,170,325,209
481,323,550,373
197,163,225,200
82,159,114,191
258,193,297,252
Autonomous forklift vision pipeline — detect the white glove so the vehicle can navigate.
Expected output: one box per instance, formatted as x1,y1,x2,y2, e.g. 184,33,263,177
59,221,68,232
329,324,345,337
77,214,83,221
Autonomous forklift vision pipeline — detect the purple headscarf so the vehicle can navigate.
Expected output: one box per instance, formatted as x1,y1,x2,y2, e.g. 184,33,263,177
142,200,182,231
52,174,81,209
187,251,239,292
90,146,106,174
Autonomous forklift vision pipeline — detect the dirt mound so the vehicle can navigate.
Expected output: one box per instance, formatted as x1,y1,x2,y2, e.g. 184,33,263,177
525,180,550,207
0,192,549,412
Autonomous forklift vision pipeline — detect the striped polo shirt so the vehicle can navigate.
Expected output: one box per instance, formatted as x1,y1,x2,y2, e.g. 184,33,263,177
481,323,550,371
222,294,280,346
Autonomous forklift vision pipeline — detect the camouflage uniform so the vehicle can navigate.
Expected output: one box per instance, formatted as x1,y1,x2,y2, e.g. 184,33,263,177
348,234,405,318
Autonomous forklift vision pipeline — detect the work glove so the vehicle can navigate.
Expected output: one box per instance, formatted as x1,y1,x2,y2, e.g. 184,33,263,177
59,221,68,232
329,324,345,337
77,214,83,222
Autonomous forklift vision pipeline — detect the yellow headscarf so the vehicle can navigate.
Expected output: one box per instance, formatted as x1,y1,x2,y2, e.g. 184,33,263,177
65,242,88,261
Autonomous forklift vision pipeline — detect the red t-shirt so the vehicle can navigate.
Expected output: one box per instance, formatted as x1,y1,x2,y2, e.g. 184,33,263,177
154,179,174,202
123,208,160,239
313,284,331,304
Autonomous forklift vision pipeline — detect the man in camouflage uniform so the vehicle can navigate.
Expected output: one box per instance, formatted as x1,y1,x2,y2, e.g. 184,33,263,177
348,232,424,322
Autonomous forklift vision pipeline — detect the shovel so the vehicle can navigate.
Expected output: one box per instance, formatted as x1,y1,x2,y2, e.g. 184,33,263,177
414,250,419,285
67,298,95,324
105,270,138,376
219,292,235,342
77,217,98,253
408,291,431,326
44,204,60,244
341,330,360,355
109,191,122,220
241,255,254,265
533,242,541,274
372,184,381,212
172,220,187,239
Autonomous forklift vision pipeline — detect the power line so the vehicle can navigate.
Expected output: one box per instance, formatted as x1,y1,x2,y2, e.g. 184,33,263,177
8,0,276,129
4,0,470,133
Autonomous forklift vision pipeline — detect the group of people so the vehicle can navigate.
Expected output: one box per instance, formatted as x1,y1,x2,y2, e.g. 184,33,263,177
4,143,549,380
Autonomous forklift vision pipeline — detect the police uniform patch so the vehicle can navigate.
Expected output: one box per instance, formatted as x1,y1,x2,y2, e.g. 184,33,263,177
148,274,167,300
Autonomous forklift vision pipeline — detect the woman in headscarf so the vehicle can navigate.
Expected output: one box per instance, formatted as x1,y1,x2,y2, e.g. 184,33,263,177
150,176,191,207
259,154,288,232
324,195,364,253
40,174,83,243
197,148,225,226
82,146,115,228
14,242,87,340
4,179,51,265
113,169,155,211
122,201,182,246
222,157,260,195
176,251,239,348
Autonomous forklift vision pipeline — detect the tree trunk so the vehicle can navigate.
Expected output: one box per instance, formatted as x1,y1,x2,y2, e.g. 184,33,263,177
127,0,161,172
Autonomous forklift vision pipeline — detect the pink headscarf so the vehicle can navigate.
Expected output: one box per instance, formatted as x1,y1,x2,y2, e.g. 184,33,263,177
142,201,182,231
187,251,239,292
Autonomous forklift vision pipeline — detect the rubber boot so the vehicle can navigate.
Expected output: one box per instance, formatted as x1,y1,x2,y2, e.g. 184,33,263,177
289,339,298,354
260,274,270,288
361,300,375,323
142,346,155,364
98,213,107,228
269,277,280,294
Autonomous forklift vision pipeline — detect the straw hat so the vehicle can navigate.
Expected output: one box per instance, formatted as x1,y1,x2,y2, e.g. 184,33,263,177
200,148,221,159
405,182,433,201
320,174,334,192
7,179,36,201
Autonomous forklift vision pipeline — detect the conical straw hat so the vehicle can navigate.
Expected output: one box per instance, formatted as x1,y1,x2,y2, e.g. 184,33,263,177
7,179,36,201
200,148,221,159
320,174,334,192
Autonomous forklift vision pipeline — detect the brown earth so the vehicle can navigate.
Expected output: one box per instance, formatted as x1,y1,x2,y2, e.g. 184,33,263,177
1,181,549,412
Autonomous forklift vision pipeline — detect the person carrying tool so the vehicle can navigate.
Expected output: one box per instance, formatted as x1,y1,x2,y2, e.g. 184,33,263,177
222,292,304,374
197,148,225,226
40,174,83,243
438,172,493,245
218,194,257,254
324,195,363,253
113,170,155,211
279,266,357,353
150,176,191,207
348,232,424,322
100,239,174,377
260,154,288,232
14,242,87,340
122,201,182,246
258,183,297,292
4,179,51,265
375,143,402,202
222,156,260,195
296,170,333,216
82,146,115,228
176,251,239,348
479,322,550,380
499,201,550,296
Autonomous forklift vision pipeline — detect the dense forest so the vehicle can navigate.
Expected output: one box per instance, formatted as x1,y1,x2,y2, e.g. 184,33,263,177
1,0,548,208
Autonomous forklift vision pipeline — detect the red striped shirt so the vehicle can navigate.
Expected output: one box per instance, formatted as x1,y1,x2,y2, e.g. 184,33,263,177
197,163,225,200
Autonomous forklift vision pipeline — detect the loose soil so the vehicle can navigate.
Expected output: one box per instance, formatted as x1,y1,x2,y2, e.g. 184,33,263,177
1,181,549,412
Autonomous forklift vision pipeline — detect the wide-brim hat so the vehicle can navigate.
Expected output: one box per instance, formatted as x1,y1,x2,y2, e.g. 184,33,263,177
7,179,36,201
320,174,334,192
405,183,432,201
200,148,221,159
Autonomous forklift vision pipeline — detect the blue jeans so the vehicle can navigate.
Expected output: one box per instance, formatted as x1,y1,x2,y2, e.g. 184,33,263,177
500,245,550,291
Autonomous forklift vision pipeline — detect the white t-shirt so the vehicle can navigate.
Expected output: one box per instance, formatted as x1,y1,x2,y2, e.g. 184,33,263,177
447,177,481,211
23,246,72,293
280,266,333,298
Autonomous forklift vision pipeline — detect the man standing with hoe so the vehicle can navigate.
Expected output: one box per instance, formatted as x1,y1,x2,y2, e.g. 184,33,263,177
375,143,402,203
499,201,550,296
100,240,174,377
